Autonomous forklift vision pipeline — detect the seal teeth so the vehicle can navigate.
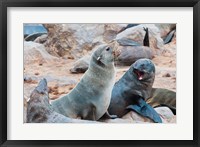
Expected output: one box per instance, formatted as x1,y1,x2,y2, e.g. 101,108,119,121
139,76,143,80
134,69,144,80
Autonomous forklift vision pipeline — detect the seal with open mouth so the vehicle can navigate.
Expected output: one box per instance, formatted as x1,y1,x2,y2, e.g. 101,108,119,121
108,58,162,123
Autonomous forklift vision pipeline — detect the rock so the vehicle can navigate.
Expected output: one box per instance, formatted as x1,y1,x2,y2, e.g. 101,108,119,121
25,33,47,42
34,34,48,44
155,24,176,38
116,24,164,54
34,72,40,76
24,76,38,84
116,46,154,66
101,111,153,123
122,111,154,123
70,55,91,73
106,107,174,123
103,24,127,42
118,24,139,33
24,98,28,123
155,107,175,122
169,116,176,123
116,37,141,46
43,24,126,58
162,73,171,77
24,41,59,65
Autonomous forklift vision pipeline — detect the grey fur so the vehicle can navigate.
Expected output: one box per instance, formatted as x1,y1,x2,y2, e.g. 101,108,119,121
51,43,117,120
27,78,96,123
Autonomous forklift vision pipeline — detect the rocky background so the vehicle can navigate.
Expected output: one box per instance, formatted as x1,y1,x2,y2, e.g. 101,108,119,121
24,24,176,123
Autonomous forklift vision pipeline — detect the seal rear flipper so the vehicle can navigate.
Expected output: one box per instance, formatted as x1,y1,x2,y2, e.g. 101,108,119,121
100,111,118,120
126,98,162,123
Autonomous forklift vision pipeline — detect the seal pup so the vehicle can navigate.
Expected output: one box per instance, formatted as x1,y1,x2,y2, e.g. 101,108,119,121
27,78,98,123
108,58,162,123
51,42,119,121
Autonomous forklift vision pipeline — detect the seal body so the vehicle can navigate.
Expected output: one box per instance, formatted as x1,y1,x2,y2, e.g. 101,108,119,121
147,88,176,115
27,79,99,123
108,58,162,123
51,43,118,120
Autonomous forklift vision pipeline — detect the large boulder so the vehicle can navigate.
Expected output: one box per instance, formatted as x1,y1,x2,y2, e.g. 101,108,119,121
70,55,91,73
24,41,59,65
34,34,48,44
155,107,175,123
43,24,126,59
116,24,164,55
155,24,176,38
116,46,154,66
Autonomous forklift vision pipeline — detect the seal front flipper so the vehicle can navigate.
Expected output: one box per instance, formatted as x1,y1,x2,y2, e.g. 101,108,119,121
126,98,162,123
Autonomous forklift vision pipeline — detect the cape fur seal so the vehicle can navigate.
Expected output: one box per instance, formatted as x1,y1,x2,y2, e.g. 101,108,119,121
27,78,98,123
108,58,162,123
147,88,176,115
51,42,119,120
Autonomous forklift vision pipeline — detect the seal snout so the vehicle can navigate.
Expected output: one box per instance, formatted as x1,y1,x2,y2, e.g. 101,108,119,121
113,49,121,57
108,40,121,57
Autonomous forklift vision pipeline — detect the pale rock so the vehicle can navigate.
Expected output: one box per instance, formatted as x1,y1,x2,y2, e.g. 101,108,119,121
43,24,126,58
24,41,59,65
34,34,48,44
116,24,164,54
122,111,154,123
70,55,91,73
155,107,175,122
155,24,176,38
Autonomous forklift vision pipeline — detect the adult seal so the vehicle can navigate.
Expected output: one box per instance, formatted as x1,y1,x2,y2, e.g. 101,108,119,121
27,78,98,123
108,58,162,123
51,42,119,121
147,88,176,115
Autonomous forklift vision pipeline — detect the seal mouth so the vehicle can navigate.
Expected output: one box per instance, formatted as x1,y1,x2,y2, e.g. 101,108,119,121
134,69,145,80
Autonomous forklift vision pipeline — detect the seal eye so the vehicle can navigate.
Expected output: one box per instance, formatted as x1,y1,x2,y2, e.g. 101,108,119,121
106,47,110,51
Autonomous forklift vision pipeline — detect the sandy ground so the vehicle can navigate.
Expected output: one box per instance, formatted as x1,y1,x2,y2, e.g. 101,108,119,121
24,54,176,101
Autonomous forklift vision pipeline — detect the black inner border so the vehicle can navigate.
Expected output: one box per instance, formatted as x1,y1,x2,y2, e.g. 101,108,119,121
0,0,199,146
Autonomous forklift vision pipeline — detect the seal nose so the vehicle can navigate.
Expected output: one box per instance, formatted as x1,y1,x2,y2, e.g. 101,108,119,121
113,49,121,57
107,40,121,57
108,40,119,50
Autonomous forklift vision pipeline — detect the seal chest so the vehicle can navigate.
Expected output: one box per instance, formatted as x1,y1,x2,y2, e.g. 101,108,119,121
51,42,118,121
